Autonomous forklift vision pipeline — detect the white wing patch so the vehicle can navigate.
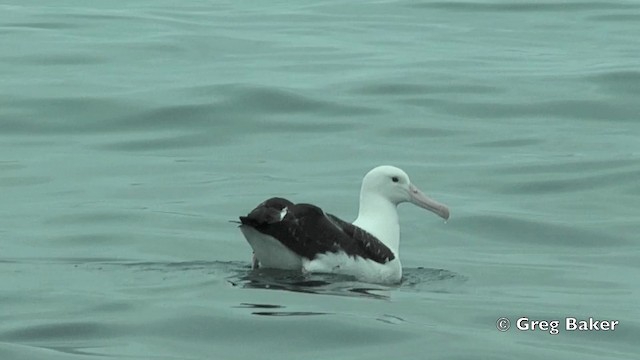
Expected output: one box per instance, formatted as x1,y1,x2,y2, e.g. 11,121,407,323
279,207,288,221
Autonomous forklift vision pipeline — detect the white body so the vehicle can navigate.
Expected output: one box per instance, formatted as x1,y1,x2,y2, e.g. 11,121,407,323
304,252,402,284
241,225,402,283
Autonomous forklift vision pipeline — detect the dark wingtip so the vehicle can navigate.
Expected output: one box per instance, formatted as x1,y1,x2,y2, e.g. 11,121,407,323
240,197,294,227
263,197,294,210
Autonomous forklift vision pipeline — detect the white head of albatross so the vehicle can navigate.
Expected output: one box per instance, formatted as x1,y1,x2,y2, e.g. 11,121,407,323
352,165,450,260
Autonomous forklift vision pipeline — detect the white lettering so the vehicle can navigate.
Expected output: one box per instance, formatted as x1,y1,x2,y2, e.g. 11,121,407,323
516,317,529,330
515,317,619,334
532,320,547,331
565,317,619,331
515,317,560,335
610,320,619,330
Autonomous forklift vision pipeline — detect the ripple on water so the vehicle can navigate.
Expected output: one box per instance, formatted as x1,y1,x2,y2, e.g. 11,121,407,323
407,2,640,12
350,82,501,96
473,158,640,198
225,262,465,299
216,85,380,116
234,303,330,316
586,70,640,95
0,322,120,342
408,98,637,122
452,214,630,248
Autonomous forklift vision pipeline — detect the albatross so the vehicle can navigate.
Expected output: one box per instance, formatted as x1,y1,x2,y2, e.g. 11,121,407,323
237,165,450,284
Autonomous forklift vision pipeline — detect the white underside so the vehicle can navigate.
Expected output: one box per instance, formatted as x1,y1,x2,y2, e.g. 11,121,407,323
304,253,402,284
240,226,302,270
240,226,402,284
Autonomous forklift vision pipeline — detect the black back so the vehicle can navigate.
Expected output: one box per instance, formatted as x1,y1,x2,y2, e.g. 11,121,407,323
239,197,395,264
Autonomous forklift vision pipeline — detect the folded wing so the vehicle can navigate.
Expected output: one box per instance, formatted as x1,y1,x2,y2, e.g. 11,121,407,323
240,197,394,264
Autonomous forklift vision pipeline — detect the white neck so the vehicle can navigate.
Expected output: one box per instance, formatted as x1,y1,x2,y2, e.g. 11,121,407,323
352,192,401,257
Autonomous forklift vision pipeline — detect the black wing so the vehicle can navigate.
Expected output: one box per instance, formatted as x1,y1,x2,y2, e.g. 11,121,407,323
325,214,395,264
239,198,395,264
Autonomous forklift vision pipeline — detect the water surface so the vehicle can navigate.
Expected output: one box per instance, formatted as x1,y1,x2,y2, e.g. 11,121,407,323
1,1,639,359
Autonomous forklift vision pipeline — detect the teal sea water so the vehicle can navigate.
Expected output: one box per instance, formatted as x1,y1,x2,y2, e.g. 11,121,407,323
2,1,639,359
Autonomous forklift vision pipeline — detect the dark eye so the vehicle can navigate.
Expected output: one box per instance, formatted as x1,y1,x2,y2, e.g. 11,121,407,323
391,176,399,183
